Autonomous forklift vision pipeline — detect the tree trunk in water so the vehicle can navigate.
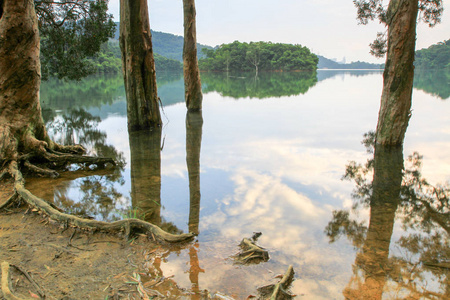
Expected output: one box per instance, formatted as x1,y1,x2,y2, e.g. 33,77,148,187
183,0,203,111
120,0,161,131
0,0,51,163
376,0,418,146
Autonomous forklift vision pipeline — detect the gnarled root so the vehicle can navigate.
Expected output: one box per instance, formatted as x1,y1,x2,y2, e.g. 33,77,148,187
233,237,269,265
5,161,194,244
257,265,295,300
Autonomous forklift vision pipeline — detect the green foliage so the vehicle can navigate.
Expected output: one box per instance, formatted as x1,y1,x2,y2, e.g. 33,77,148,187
353,0,444,57
37,0,116,80
199,41,318,72
202,71,318,99
154,53,183,72
415,40,450,70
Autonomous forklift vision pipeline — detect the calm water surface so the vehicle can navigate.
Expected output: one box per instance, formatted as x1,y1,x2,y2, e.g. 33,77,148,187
28,70,449,299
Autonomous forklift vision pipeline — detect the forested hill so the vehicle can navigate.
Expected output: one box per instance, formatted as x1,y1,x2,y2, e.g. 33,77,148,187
199,41,318,72
113,22,212,61
317,55,382,69
415,40,450,69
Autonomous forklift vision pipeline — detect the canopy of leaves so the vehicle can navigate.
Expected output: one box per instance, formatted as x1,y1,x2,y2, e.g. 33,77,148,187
353,0,444,57
199,41,318,72
36,0,116,80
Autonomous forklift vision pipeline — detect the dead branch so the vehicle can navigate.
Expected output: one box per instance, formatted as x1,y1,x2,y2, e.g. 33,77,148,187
257,265,295,300
9,264,45,299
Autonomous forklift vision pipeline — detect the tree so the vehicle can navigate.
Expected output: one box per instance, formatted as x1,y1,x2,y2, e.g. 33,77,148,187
354,0,443,145
183,0,203,111
247,42,261,75
120,0,161,130
0,0,192,248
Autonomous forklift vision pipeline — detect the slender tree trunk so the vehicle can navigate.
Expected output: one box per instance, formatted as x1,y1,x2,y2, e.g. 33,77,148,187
183,0,203,111
376,0,418,145
120,0,161,131
0,0,52,163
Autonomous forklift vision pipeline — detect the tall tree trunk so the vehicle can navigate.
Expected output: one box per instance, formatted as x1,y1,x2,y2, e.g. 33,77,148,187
183,0,203,111
376,0,418,145
120,0,161,131
0,0,51,163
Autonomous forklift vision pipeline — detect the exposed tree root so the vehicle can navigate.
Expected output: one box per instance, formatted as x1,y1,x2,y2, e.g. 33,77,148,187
257,265,295,300
233,237,269,265
1,261,28,300
4,161,194,244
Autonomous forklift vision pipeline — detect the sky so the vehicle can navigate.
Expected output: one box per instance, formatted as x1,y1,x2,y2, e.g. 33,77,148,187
108,0,450,63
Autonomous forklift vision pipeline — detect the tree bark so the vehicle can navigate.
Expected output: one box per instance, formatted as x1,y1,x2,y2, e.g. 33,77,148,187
376,0,419,146
120,0,161,131
183,0,203,111
0,0,50,163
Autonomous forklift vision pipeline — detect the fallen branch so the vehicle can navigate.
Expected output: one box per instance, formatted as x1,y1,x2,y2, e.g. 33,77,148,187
7,161,194,244
9,264,45,299
257,265,295,300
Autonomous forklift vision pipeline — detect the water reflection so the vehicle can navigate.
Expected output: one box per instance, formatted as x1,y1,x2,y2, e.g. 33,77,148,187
202,71,318,99
27,108,126,221
326,136,450,299
128,128,182,234
414,69,449,100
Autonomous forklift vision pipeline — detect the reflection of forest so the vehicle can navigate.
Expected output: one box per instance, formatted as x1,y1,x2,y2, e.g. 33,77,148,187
40,72,185,116
414,69,449,100
201,71,318,99
326,135,450,299
27,108,126,221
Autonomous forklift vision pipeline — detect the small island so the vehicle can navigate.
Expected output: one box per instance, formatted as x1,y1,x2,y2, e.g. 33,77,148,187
199,41,318,73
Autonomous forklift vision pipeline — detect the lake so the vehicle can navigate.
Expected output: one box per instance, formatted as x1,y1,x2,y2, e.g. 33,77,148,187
28,69,449,299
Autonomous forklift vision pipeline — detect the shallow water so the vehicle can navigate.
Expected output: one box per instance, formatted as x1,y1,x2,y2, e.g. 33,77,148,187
28,69,449,299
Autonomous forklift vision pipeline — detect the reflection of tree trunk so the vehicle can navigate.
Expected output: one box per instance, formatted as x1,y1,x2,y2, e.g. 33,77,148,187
183,0,203,111
344,145,403,299
120,0,161,130
376,0,418,145
129,128,162,225
188,243,204,300
186,112,203,235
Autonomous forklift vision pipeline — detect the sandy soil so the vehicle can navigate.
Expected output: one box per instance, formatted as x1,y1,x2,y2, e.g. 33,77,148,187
0,181,211,300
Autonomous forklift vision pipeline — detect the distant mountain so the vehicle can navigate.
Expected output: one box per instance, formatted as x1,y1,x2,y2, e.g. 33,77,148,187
113,22,213,62
317,55,383,69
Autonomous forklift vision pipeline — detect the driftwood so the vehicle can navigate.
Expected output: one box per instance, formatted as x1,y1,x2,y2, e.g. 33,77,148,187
1,161,194,244
233,233,269,265
257,265,295,300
